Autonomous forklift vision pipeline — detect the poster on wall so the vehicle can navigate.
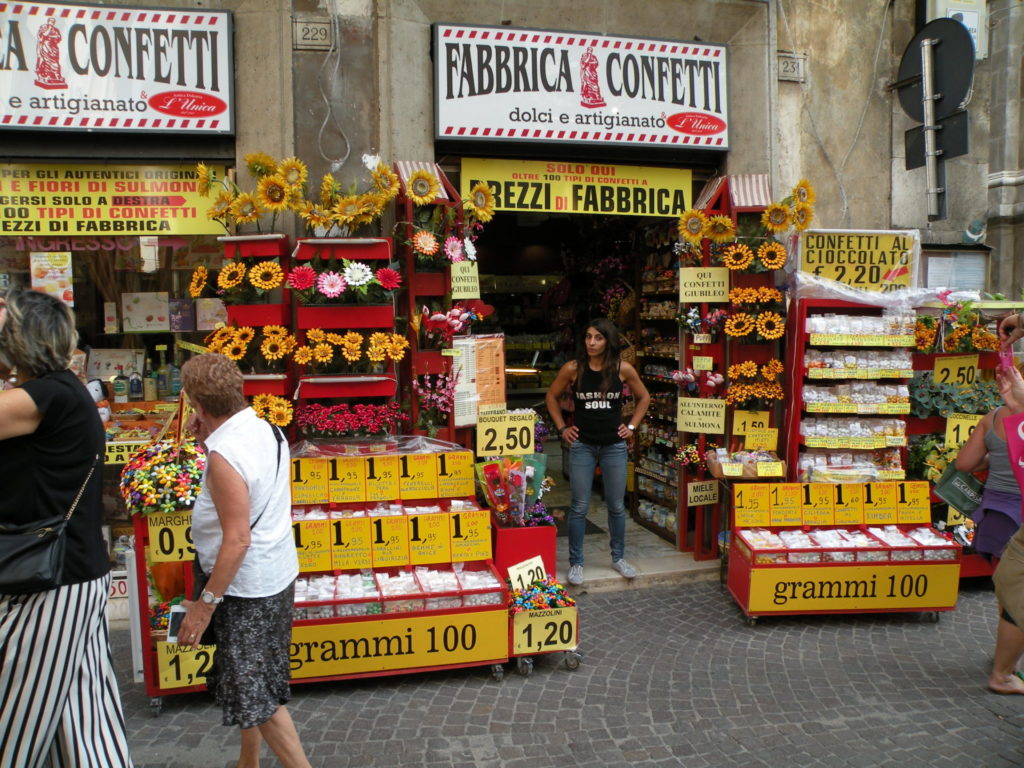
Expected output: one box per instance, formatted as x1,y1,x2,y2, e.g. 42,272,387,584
29,251,73,305
434,23,729,151
452,334,506,427
122,292,169,332
195,298,227,331
0,3,234,134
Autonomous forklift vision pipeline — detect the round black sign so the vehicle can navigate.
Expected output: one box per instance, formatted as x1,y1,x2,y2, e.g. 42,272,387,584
897,17,975,122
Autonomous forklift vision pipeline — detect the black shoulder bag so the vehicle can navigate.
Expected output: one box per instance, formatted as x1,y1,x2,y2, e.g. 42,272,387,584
0,453,99,594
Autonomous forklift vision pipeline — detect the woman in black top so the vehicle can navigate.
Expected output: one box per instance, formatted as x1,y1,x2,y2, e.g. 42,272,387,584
546,318,650,586
0,286,133,767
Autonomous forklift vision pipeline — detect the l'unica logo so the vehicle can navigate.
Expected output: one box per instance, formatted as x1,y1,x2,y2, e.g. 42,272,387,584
666,112,726,136
148,91,228,118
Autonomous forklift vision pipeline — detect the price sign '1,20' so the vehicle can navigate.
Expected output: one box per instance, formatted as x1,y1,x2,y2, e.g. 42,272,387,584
513,606,578,655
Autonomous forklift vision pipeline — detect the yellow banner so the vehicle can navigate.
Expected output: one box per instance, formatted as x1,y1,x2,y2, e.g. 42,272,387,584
461,158,691,217
799,230,917,292
748,564,960,612
0,164,226,235
288,609,508,678
106,440,147,466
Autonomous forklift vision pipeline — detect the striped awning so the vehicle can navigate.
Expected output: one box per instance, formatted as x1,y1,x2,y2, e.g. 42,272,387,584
694,176,726,210
694,173,772,212
394,160,454,203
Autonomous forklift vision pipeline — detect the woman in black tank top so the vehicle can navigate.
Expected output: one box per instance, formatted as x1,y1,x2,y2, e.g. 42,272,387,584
545,318,650,587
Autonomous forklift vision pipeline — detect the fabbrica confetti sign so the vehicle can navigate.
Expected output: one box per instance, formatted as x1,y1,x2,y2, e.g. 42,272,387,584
0,2,233,133
434,23,729,151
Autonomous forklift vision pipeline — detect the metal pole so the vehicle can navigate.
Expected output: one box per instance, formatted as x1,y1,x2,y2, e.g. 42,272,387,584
920,38,943,218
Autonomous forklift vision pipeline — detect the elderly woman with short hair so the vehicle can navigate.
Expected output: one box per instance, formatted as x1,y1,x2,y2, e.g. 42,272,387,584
0,285,134,767
177,352,310,768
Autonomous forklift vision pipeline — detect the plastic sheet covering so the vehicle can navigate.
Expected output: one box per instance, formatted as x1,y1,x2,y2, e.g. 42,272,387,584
788,269,979,310
290,434,463,458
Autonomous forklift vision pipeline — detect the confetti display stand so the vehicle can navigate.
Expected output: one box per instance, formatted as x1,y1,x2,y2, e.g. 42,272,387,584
132,440,516,712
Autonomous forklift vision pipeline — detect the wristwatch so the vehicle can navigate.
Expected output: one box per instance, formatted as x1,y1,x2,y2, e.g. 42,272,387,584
200,590,223,605
557,426,567,437
627,424,636,432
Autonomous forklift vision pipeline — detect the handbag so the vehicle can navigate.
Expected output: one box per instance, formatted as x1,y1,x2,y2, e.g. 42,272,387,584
0,454,99,594
933,463,984,516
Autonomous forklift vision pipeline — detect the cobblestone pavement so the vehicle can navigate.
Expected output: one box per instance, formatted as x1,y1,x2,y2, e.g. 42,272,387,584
115,578,1024,768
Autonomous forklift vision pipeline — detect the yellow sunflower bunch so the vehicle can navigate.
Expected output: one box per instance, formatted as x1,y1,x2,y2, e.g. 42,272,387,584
463,182,497,225
204,326,295,371
725,381,785,407
340,332,364,363
755,312,786,340
251,394,293,428
762,359,785,380
196,154,308,233
721,244,754,271
728,360,759,379
971,326,999,351
761,179,816,234
367,332,411,363
728,287,783,306
914,319,937,352
943,325,971,351
677,209,708,246
725,313,755,338
308,160,400,235
189,265,209,299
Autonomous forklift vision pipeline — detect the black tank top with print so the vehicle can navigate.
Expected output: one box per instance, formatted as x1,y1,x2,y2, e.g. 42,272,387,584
573,364,623,445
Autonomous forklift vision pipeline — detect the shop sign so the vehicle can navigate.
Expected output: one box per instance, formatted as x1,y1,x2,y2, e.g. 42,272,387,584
0,163,226,235
461,158,691,217
686,479,719,507
512,606,577,655
679,267,728,303
435,24,729,150
450,260,480,299
747,564,960,612
0,3,233,134
798,229,920,292
677,397,726,434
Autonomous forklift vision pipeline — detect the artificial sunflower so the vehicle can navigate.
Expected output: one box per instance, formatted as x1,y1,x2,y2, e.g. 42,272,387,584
761,203,790,234
234,326,256,345
325,332,345,345
230,193,262,225
189,265,208,298
757,241,788,270
762,360,785,379
756,312,786,340
206,326,234,346
371,163,401,200
704,215,736,244
728,361,758,379
207,191,234,221
196,163,212,196
263,325,288,338
277,157,308,188
261,337,286,362
791,202,814,231
293,346,313,365
217,261,247,290
725,313,755,337
256,175,291,213
248,261,284,291
355,192,386,226
298,201,334,232
252,393,273,411
341,331,363,348
307,328,327,344
793,179,816,205
224,341,247,361
244,152,277,178
721,243,754,271
407,170,441,205
312,343,334,364
320,174,342,208
412,230,440,256
464,182,496,223
677,208,707,245
332,195,372,227
267,400,293,428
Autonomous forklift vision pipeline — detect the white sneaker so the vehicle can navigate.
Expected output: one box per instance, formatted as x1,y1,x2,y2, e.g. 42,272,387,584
612,559,637,579
567,565,584,585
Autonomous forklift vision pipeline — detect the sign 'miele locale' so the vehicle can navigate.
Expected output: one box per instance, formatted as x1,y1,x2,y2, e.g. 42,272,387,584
0,2,233,134
435,23,729,151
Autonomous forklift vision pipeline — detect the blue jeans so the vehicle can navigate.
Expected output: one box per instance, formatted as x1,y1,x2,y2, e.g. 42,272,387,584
567,439,628,566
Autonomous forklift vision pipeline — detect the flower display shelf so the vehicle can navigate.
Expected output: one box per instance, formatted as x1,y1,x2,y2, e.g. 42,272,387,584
296,372,397,399
219,233,289,260
242,373,292,397
410,270,448,296
226,302,291,327
292,237,392,262
490,514,557,580
296,302,394,330
412,349,447,376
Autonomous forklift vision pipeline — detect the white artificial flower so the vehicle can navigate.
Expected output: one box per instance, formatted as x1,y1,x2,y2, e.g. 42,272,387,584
361,153,381,171
343,261,374,287
463,237,477,261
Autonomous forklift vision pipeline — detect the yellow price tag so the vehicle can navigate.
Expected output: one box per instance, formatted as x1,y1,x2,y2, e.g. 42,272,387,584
746,428,778,451
947,505,967,526
801,483,835,526
898,481,932,524
722,463,744,476
512,606,578,655
769,484,803,526
945,412,983,449
370,515,410,567
156,642,215,690
399,453,439,500
507,556,547,591
407,512,452,565
436,451,476,497
692,355,713,371
476,411,535,456
733,410,770,435
863,482,898,524
933,354,979,388
290,458,329,505
756,461,783,477
364,455,400,501
833,483,864,524
293,519,332,573
449,508,492,561
327,456,366,503
330,516,372,570
734,484,771,527
147,512,195,563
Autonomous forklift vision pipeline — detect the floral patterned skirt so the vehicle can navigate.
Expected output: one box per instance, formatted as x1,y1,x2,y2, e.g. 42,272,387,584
206,581,295,729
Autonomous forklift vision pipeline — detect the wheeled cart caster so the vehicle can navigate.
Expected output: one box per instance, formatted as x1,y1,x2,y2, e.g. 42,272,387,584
149,697,163,717
564,650,582,670
745,616,758,627
516,656,533,677
491,664,504,681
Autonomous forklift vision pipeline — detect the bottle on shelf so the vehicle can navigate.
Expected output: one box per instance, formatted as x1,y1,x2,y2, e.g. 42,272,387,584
112,365,129,404
143,358,158,402
155,344,170,399
127,362,143,401
168,352,182,397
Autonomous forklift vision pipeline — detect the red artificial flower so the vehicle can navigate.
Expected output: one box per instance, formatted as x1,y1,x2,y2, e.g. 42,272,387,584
375,268,402,291
287,264,316,291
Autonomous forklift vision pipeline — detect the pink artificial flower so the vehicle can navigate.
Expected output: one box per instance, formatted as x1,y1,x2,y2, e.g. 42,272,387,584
287,264,316,290
444,236,465,262
317,271,347,298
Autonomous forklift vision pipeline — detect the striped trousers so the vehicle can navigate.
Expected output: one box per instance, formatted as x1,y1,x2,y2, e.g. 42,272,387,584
0,573,133,767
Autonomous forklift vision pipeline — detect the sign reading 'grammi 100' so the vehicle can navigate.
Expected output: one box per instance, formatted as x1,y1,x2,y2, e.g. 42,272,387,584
433,23,729,151
0,2,233,133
